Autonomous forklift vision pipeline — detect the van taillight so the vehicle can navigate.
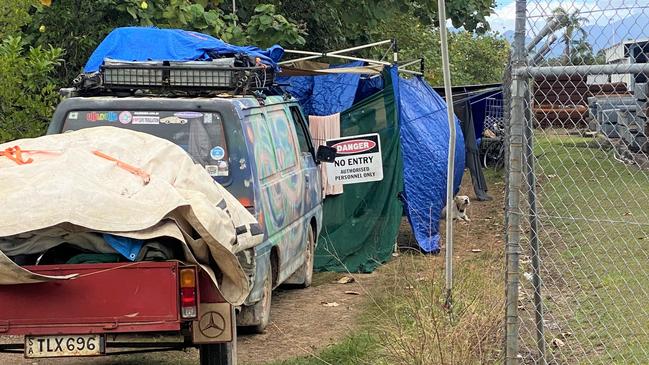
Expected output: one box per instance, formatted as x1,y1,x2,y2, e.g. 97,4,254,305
237,197,253,208
179,268,197,319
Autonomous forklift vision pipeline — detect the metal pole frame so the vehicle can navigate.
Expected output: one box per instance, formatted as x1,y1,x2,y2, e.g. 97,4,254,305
506,0,528,363
437,0,457,307
280,44,425,76
399,69,424,76
232,0,237,26
398,59,423,69
280,40,394,66
398,59,425,76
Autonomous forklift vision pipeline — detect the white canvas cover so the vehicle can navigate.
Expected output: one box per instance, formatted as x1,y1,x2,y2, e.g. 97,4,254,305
0,126,262,305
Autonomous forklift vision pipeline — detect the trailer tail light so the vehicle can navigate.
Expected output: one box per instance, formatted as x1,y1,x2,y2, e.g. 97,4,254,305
179,268,197,319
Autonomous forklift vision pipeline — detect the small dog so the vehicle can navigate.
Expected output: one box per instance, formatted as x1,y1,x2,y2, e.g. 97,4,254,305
440,195,471,222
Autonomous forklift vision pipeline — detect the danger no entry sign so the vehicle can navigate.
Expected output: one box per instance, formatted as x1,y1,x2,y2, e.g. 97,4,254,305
325,133,383,185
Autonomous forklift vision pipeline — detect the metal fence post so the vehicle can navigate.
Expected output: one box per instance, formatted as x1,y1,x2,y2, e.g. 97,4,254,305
524,83,546,364
506,0,528,363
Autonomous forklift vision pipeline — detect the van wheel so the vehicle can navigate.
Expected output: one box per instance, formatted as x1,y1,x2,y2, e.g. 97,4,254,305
251,263,272,333
199,342,234,365
297,226,315,288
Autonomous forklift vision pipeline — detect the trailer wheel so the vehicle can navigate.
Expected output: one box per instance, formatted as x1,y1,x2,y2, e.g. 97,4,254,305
199,342,235,365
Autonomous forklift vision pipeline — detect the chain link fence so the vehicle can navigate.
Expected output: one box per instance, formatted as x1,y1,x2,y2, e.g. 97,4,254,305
505,0,649,363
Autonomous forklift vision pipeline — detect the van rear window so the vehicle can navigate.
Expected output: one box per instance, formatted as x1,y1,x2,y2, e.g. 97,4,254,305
63,110,229,177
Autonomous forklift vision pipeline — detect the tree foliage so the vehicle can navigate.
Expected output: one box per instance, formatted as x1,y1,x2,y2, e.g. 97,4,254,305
22,0,501,86
28,0,305,83
378,13,509,86
551,7,589,65
0,22,63,143
233,0,495,51
0,0,507,143
0,0,31,39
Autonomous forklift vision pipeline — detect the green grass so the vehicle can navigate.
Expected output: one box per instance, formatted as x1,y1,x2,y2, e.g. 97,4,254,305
266,254,504,365
531,134,649,364
264,171,506,365
266,332,381,365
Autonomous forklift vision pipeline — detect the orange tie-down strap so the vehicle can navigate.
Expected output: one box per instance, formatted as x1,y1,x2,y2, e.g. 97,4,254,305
1,146,33,165
92,150,151,185
1,146,150,184
0,146,64,165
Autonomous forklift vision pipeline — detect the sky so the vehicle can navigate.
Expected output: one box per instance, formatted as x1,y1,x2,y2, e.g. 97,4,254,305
487,0,648,35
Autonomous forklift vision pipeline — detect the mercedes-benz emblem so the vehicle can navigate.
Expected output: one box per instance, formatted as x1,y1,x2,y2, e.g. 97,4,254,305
199,311,226,338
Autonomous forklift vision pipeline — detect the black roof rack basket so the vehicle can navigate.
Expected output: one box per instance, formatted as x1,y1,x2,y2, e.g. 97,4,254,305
75,59,275,95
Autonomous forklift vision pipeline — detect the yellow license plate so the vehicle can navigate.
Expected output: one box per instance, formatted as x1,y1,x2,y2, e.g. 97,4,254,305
25,334,103,358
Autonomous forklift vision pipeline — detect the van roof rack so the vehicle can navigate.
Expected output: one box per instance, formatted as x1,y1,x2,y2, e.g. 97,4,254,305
73,59,275,96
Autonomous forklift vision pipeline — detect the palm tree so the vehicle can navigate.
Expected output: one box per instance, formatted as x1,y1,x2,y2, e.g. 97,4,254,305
551,7,589,64
572,39,596,64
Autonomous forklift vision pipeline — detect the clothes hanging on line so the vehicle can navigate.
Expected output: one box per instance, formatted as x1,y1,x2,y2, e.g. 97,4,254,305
309,113,343,196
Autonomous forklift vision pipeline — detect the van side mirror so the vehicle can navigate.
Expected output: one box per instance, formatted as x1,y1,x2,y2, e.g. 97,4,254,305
316,145,337,163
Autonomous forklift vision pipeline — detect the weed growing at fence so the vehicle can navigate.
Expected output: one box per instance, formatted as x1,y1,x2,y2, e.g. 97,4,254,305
370,253,504,365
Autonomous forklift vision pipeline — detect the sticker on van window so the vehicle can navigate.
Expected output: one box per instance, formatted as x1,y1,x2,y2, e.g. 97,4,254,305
132,116,159,125
217,161,229,176
174,112,203,119
119,111,132,124
87,111,118,122
203,114,213,124
205,161,228,176
210,146,225,160
160,116,187,125
68,112,78,120
205,165,219,176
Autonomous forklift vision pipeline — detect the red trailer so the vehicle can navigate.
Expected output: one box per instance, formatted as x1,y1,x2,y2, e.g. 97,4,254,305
0,262,236,365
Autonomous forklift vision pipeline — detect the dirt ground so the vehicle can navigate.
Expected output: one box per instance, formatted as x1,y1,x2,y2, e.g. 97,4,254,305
0,172,505,365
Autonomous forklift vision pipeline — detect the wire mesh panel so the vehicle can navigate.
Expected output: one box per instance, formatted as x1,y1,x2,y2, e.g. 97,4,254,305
486,97,506,136
507,0,649,363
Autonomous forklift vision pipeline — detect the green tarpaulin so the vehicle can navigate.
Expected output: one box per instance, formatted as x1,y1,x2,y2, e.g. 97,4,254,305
314,71,403,273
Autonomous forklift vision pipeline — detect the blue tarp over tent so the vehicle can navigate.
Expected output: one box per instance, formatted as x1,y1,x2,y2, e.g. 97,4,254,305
84,27,284,72
399,77,465,252
276,61,364,116
282,65,465,254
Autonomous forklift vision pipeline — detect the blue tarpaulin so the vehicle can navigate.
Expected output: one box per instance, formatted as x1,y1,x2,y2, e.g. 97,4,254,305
399,77,465,253
276,62,364,116
281,65,466,255
102,234,144,261
84,27,284,72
